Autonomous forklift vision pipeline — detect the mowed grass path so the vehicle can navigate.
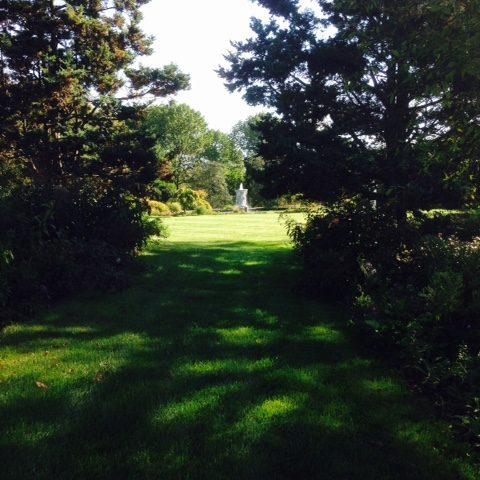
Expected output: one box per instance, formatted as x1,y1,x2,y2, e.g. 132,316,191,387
1,213,478,479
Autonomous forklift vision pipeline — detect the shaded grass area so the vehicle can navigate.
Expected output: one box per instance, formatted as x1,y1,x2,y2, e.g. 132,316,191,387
0,213,478,479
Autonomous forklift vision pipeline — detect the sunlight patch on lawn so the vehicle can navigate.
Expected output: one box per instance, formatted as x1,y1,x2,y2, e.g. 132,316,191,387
173,358,275,377
304,325,344,343
216,326,280,347
2,324,97,338
152,383,243,425
177,263,215,274
220,269,243,276
0,331,150,390
254,397,300,417
235,394,307,439
362,378,402,395
243,260,268,267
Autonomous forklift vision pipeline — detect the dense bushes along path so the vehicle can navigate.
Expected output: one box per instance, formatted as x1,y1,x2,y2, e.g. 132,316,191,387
0,213,478,479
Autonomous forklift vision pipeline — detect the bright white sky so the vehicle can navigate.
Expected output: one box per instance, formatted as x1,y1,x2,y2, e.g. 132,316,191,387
140,0,270,132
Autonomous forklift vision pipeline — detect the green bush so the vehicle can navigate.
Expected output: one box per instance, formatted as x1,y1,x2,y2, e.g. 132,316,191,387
167,201,182,215
147,199,172,216
176,188,213,214
149,180,178,203
277,193,311,211
195,204,213,215
0,181,163,326
176,188,197,211
291,198,480,441
288,197,407,299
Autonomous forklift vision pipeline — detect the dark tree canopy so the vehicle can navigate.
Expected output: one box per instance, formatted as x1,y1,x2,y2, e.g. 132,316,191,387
0,0,191,320
0,0,189,184
221,0,480,211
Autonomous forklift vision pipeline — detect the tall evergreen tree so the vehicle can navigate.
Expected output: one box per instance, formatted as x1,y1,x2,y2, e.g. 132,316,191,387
0,1,189,318
221,0,480,212
0,0,189,184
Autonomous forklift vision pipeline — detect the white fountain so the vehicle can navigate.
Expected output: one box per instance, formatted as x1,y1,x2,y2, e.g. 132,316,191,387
235,183,249,212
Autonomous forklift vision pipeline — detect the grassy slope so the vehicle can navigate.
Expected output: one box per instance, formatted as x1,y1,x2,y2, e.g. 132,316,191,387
0,212,478,479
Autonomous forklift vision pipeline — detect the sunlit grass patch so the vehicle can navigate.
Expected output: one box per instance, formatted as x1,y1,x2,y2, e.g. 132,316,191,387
219,268,243,276
153,383,243,425
243,260,268,266
362,378,403,395
252,396,302,418
173,358,275,378
1,212,478,479
235,394,307,440
303,325,345,343
216,326,281,347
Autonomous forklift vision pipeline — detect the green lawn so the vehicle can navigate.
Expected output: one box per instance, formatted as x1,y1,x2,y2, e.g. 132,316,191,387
0,212,478,479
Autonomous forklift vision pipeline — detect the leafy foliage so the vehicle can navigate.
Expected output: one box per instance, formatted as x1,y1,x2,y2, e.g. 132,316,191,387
0,0,188,322
144,103,210,187
144,103,245,206
290,202,480,442
203,130,245,193
0,181,165,325
149,179,179,203
188,161,232,208
221,0,480,209
231,115,268,205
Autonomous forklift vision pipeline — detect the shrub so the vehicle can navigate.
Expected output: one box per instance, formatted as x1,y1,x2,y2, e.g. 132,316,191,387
147,199,172,216
177,188,198,211
278,193,310,211
194,192,214,215
176,188,213,214
291,198,480,441
149,180,178,202
288,197,409,299
195,202,214,215
167,201,182,215
0,180,163,326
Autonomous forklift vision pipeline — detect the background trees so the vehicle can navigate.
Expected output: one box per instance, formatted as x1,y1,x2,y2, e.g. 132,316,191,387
230,115,267,205
144,103,210,188
203,130,245,193
144,102,246,208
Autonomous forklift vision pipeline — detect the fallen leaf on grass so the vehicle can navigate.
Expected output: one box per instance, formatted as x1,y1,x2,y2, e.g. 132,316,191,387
36,381,48,390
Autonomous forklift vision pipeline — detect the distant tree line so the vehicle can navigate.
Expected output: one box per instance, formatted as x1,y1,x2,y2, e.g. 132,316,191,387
143,102,246,210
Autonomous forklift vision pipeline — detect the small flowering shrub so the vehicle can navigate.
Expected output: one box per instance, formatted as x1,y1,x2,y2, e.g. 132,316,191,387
147,199,172,216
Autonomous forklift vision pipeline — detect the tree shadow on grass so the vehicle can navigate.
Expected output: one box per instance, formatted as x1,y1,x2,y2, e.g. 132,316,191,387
0,242,477,479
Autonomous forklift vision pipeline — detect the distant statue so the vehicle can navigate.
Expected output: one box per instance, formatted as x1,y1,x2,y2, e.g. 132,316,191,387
235,183,249,211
